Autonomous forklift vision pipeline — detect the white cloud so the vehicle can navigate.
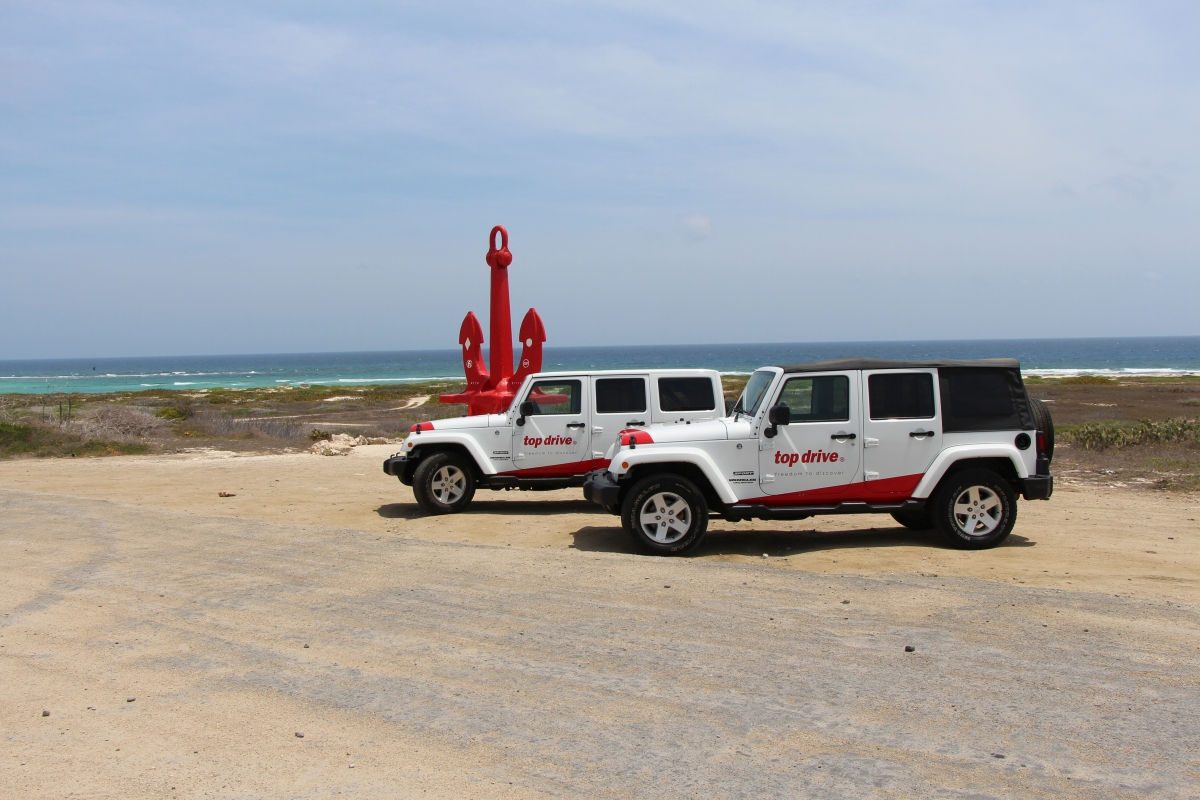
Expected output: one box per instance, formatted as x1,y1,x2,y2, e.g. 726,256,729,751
683,215,711,239
2,1,1198,355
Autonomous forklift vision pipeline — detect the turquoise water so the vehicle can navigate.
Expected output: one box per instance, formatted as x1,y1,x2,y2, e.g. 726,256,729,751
2,337,1198,395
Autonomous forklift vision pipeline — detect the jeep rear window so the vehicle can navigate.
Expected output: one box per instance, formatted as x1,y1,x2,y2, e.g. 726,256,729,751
527,379,582,415
777,375,849,422
658,377,717,412
940,367,1031,432
869,373,935,420
596,378,647,414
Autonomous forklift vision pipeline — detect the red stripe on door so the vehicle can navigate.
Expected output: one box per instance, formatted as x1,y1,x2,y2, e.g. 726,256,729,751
747,473,924,506
498,458,611,479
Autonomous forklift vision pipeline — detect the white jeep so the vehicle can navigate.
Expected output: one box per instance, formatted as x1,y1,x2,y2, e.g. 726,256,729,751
583,359,1054,554
384,369,725,513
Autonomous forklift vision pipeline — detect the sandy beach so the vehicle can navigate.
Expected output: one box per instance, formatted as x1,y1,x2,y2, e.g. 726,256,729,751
1,445,1197,798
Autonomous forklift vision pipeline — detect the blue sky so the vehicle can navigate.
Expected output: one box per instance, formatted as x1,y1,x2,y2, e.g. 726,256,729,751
2,1,1197,359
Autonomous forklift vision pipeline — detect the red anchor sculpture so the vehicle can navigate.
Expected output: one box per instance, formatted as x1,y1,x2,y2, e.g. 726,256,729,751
439,226,547,414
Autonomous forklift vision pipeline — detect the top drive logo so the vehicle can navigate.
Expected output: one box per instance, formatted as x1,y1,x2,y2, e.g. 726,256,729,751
775,449,843,467
524,435,575,448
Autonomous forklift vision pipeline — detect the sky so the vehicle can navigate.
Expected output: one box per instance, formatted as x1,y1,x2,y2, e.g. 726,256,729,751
2,1,1198,359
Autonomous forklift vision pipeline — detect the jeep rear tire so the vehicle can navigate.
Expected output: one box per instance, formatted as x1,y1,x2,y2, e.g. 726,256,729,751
622,475,709,555
412,452,477,514
1030,398,1055,464
933,468,1017,549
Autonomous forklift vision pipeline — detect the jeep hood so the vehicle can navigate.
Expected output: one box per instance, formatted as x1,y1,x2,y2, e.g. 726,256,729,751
413,413,505,432
634,419,732,443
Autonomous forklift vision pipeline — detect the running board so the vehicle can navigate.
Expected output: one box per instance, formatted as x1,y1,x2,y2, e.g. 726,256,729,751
724,499,927,522
480,476,587,491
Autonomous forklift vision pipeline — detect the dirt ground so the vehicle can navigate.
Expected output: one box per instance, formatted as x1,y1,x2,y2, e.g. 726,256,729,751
1,446,1197,798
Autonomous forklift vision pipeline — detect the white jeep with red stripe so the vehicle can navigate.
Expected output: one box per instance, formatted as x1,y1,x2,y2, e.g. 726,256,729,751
583,359,1054,554
384,369,724,513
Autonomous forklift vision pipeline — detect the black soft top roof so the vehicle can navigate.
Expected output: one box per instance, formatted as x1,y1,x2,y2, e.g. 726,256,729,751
778,358,1021,374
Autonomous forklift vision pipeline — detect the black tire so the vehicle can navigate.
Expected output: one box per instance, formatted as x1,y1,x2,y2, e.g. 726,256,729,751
621,474,709,555
412,452,476,514
1030,398,1055,464
932,468,1018,549
891,509,933,531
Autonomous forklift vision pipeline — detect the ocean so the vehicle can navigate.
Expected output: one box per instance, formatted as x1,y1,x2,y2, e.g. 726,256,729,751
2,337,1198,395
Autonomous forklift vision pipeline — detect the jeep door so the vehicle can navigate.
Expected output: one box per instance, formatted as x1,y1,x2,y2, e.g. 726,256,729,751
757,371,863,500
510,377,591,476
591,376,650,461
861,369,943,499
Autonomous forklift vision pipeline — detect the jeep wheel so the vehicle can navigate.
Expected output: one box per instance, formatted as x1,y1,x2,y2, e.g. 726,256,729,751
891,509,933,531
412,452,477,514
1030,398,1055,464
933,468,1017,549
622,475,708,555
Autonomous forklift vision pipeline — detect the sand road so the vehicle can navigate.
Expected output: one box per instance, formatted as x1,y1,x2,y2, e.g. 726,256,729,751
1,446,1197,798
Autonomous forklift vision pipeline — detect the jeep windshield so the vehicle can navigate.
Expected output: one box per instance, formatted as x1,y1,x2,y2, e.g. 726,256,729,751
732,369,775,418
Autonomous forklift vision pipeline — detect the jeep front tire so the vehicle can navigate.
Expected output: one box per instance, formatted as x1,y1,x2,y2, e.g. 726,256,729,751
622,475,709,555
412,452,477,514
933,468,1017,549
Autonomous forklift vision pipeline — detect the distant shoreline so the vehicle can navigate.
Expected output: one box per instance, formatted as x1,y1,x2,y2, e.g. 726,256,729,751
3,337,1198,395
4,369,1200,397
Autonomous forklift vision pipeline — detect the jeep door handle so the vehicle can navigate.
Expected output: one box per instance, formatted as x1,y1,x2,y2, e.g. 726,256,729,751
830,433,857,440
566,422,586,429
909,430,935,438
625,420,645,427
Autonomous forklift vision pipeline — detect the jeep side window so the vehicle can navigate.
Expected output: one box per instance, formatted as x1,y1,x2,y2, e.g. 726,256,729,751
526,380,582,415
658,377,717,412
868,373,935,420
777,375,849,422
596,378,647,414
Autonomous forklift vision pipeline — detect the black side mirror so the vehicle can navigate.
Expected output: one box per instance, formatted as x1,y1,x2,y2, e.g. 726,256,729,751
764,403,790,438
516,400,537,426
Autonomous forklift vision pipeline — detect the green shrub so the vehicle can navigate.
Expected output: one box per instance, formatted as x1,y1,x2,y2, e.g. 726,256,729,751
309,429,333,442
156,405,191,421
203,389,236,405
1062,418,1200,450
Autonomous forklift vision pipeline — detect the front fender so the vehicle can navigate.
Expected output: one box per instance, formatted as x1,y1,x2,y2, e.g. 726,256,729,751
913,445,1029,498
613,446,740,505
405,432,498,476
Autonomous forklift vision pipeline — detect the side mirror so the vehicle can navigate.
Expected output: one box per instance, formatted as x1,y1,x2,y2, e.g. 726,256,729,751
769,404,791,426
764,403,790,439
516,400,537,426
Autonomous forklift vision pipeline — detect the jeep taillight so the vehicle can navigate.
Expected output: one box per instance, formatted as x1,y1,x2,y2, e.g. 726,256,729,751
1036,431,1047,454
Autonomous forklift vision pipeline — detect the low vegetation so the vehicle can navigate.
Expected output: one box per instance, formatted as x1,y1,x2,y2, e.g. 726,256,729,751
0,421,148,458
2,377,1198,491
0,382,458,459
1060,418,1200,451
